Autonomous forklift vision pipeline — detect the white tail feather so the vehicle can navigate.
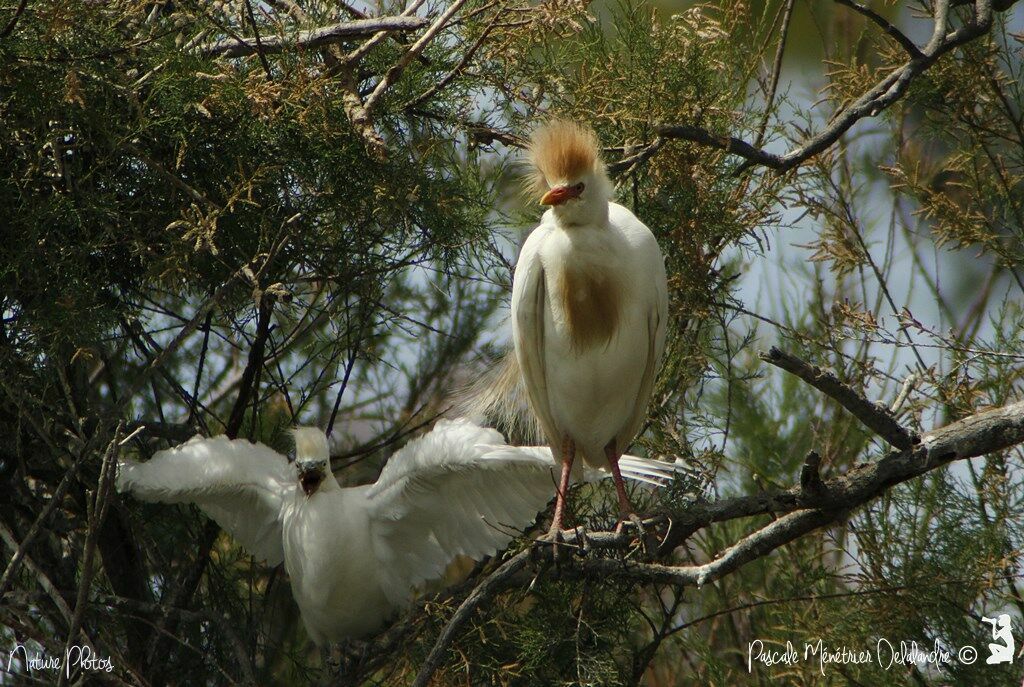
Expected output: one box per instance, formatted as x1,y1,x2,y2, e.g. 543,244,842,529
477,444,694,487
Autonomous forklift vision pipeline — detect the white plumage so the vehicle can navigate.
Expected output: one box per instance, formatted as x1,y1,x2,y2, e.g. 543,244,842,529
512,121,669,533
117,418,682,643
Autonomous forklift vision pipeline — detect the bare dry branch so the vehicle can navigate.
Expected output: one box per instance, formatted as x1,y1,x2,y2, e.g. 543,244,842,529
196,16,429,58
583,508,842,588
659,399,1024,551
364,0,472,113
759,346,917,449
402,6,503,110
344,0,428,66
653,124,784,168
754,0,797,147
656,0,1013,172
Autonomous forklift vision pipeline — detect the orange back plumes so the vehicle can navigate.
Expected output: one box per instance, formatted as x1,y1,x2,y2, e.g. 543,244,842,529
528,120,601,190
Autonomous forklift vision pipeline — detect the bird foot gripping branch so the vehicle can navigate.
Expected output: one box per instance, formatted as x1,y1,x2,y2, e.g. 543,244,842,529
531,512,669,569
617,513,660,556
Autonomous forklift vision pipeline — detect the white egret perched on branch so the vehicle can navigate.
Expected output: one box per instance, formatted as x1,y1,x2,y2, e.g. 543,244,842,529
511,120,669,536
117,419,681,643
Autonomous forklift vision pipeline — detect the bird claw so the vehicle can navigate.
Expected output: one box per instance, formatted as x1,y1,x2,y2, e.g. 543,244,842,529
616,513,657,555
532,525,572,566
571,524,591,556
548,526,567,565
614,512,644,535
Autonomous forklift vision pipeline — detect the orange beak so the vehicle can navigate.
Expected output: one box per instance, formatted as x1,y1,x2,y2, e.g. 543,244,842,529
540,184,582,206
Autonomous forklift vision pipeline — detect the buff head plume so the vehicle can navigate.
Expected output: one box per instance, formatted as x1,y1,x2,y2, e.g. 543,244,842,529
528,120,603,192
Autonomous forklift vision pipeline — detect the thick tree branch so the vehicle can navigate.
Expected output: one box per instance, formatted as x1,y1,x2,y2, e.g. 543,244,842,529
656,398,1024,556
606,137,667,177
659,399,1024,551
258,1,391,158
343,0,427,65
760,346,916,449
412,398,1024,683
653,124,784,168
411,508,845,686
412,549,532,687
196,16,429,58
582,508,843,588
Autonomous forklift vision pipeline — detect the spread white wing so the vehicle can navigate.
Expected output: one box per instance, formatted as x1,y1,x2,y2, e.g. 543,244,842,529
364,418,562,604
117,435,294,565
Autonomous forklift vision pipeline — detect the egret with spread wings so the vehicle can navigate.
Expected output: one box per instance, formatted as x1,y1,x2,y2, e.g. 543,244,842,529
512,120,669,536
117,418,681,643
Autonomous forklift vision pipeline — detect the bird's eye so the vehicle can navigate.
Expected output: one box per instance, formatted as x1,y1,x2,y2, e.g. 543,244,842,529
574,183,585,193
